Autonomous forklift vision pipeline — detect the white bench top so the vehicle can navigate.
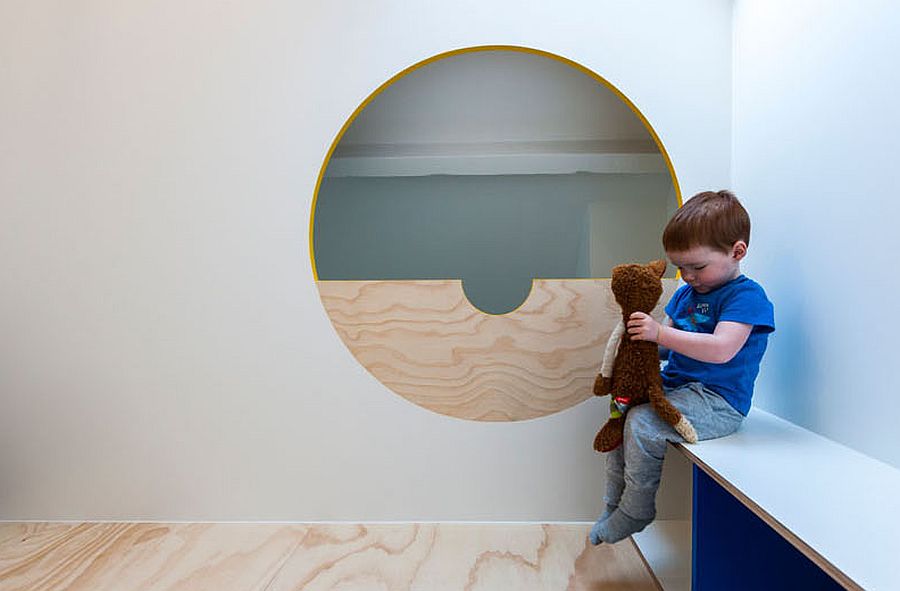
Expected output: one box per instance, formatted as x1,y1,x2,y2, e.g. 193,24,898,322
673,408,900,591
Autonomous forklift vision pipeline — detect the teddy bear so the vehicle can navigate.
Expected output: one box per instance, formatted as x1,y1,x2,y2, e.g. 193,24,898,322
592,259,698,452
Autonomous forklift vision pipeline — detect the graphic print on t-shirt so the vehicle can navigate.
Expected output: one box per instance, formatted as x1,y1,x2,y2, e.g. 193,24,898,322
674,302,711,333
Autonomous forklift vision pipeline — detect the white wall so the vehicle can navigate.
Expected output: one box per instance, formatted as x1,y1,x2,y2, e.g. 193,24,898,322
0,0,732,520
733,0,900,468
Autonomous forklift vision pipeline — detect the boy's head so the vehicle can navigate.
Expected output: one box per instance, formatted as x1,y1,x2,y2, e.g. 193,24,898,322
662,190,750,293
662,190,750,254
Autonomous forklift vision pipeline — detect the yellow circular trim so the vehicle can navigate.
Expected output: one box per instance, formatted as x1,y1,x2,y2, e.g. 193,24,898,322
309,44,683,283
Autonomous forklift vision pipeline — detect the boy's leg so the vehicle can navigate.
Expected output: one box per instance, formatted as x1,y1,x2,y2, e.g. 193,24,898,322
604,444,625,511
589,445,625,543
592,382,743,544
591,404,666,544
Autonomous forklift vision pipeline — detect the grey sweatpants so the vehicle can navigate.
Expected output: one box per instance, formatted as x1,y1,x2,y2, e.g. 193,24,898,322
605,381,745,520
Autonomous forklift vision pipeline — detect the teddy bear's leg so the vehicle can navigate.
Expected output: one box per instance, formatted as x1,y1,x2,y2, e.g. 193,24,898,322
648,383,698,443
594,416,625,452
673,415,698,443
593,374,612,396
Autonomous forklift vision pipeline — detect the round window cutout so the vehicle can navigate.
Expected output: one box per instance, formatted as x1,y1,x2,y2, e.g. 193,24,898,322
312,46,680,421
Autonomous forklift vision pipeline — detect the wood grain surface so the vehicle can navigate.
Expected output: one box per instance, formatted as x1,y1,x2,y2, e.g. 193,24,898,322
318,278,677,421
0,522,660,591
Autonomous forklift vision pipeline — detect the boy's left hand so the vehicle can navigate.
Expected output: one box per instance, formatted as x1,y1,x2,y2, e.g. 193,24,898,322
627,312,660,342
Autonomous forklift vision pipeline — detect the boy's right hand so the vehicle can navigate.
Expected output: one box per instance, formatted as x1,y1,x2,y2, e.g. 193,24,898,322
627,312,662,342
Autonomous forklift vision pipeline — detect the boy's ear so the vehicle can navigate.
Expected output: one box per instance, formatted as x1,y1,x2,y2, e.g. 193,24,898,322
648,259,667,278
732,241,748,261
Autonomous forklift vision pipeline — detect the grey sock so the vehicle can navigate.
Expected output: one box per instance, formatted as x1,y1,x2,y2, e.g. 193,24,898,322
588,504,618,545
599,503,617,522
590,507,653,545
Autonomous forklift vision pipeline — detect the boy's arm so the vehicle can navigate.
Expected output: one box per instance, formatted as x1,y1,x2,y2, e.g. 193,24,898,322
658,316,673,361
629,313,752,364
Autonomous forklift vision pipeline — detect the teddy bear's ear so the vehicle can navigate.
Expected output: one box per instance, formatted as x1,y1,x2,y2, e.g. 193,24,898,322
648,259,667,278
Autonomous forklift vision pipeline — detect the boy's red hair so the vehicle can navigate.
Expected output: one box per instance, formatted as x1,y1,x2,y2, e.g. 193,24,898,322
662,190,750,253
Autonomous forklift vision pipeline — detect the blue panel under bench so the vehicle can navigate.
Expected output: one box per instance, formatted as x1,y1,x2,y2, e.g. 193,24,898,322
691,466,843,590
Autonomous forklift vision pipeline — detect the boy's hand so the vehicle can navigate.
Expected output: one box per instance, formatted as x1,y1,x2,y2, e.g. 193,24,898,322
627,312,661,342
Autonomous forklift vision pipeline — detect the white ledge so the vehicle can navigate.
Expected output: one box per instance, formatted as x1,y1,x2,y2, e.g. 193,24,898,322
325,140,667,177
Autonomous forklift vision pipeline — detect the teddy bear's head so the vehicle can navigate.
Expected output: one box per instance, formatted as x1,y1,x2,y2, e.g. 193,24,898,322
610,260,667,314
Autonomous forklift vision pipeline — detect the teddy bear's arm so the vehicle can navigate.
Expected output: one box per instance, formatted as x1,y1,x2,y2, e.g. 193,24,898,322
601,319,625,377
593,319,625,396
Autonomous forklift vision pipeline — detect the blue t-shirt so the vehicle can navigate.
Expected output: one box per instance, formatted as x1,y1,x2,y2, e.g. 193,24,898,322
662,275,775,415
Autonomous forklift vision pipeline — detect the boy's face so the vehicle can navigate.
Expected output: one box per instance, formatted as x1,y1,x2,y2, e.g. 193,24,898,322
666,242,746,294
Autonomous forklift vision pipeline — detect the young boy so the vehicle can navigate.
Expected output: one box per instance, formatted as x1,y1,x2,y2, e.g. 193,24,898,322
590,189,775,545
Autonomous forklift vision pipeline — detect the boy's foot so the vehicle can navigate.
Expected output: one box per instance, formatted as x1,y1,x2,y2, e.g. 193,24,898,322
588,504,618,545
590,508,653,545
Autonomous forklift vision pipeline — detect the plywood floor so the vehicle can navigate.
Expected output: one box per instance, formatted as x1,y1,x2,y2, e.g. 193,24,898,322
0,522,660,590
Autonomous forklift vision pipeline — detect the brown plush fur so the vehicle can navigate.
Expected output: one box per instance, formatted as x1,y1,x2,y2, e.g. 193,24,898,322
592,260,696,452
